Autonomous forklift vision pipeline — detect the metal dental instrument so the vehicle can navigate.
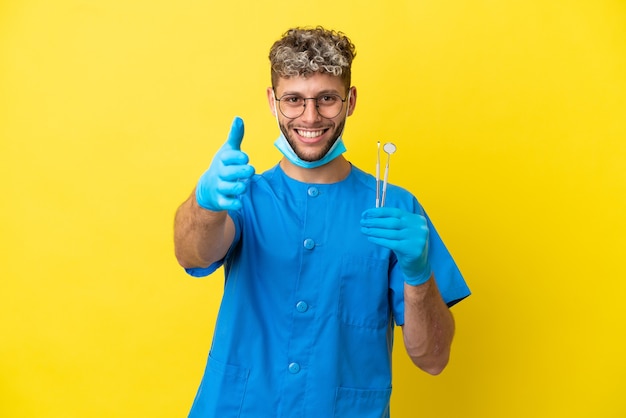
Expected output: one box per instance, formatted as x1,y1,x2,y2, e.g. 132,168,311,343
381,142,396,207
376,141,381,208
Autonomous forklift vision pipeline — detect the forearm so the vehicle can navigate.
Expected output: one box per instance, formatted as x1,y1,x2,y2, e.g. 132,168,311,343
173,191,234,269
402,276,455,375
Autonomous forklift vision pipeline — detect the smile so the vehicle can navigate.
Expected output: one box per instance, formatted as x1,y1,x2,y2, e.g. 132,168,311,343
296,129,327,139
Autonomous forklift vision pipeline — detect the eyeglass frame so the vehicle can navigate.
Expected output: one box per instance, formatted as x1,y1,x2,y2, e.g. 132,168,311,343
273,90,349,120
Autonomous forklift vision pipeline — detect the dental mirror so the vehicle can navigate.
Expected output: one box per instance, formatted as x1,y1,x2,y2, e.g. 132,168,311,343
383,142,396,155
381,142,396,207
376,141,381,208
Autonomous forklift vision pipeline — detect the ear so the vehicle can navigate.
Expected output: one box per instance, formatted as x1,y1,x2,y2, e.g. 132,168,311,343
347,86,357,116
267,87,277,116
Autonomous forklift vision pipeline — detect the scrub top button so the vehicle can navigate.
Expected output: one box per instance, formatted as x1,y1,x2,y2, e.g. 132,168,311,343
288,362,301,374
296,301,309,312
303,238,315,250
307,187,319,197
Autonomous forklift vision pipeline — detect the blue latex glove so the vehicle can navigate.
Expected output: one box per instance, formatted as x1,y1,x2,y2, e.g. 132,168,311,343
360,207,432,286
195,117,255,211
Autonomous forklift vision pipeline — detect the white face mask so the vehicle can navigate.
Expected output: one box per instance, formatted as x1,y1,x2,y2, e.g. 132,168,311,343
273,91,350,169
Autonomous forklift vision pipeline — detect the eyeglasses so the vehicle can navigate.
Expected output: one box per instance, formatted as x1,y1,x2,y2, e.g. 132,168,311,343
274,93,347,119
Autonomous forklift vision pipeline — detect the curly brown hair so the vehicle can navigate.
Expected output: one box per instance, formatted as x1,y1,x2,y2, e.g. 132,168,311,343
269,26,356,90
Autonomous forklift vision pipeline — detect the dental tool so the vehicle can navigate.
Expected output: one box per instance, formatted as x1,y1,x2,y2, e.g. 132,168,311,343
381,142,396,207
376,141,381,208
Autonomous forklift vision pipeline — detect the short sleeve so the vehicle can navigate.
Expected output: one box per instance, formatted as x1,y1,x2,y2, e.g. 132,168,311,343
425,211,471,307
391,208,471,326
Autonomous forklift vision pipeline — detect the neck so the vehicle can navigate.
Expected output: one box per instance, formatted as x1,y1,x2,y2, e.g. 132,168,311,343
279,155,351,184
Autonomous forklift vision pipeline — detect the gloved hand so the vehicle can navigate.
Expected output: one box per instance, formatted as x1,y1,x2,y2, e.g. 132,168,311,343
195,117,255,211
360,207,432,286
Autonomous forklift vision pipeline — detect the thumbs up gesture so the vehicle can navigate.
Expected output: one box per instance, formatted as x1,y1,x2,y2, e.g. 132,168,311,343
195,117,255,211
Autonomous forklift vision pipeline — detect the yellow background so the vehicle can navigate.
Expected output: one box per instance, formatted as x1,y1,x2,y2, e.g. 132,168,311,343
1,0,625,417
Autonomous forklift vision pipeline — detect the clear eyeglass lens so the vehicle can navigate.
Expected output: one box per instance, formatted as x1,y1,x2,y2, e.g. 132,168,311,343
278,94,344,119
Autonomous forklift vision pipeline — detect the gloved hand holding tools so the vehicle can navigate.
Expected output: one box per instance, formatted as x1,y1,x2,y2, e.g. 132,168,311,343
360,207,432,286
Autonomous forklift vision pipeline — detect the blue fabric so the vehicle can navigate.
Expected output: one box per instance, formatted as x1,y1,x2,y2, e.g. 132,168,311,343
185,164,470,418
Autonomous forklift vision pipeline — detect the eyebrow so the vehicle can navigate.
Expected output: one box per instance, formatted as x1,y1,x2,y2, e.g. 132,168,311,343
280,89,342,97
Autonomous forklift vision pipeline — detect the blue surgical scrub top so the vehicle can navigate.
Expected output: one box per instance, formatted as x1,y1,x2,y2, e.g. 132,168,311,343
185,164,470,418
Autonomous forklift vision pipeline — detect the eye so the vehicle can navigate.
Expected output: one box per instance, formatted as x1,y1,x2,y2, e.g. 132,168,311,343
318,95,339,104
282,95,303,105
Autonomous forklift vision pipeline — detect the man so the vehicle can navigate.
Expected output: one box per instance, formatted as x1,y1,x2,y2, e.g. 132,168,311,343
174,26,470,418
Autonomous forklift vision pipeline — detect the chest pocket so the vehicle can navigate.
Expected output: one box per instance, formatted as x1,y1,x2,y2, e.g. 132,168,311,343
338,255,390,330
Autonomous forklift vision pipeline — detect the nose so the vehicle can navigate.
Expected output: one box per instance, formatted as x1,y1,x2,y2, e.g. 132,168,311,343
300,98,322,122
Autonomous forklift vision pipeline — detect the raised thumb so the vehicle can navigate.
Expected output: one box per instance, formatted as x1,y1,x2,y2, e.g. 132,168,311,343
225,116,245,150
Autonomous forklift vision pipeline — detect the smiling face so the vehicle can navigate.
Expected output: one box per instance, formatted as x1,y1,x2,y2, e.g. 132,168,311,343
268,72,356,163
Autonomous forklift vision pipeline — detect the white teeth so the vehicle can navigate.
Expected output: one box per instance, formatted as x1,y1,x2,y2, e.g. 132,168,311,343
297,130,324,138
